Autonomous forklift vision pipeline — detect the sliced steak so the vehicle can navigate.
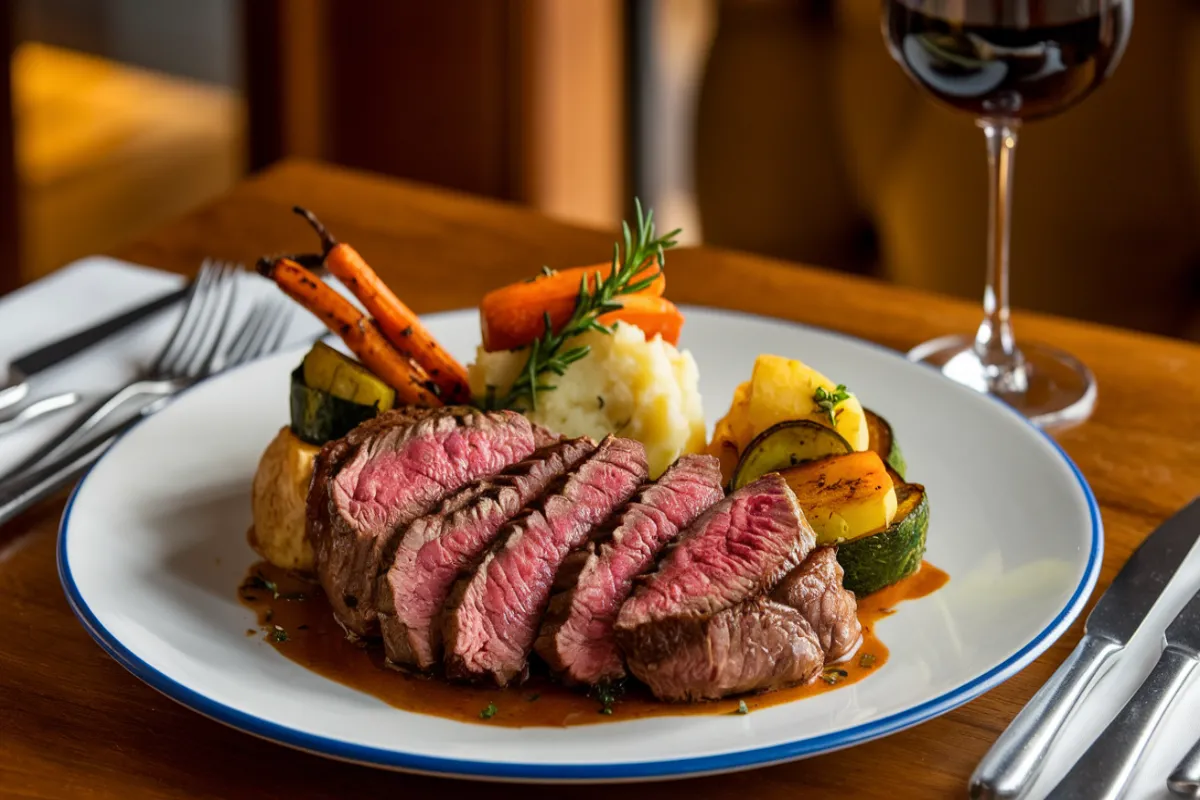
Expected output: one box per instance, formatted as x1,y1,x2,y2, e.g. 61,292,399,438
378,437,597,670
443,436,649,686
771,546,862,663
535,455,724,685
618,596,824,702
614,473,817,701
313,407,536,637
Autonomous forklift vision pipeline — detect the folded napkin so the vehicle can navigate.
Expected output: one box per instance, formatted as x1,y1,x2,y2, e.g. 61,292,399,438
0,256,325,478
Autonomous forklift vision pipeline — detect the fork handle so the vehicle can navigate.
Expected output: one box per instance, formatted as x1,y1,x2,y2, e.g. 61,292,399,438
0,427,118,526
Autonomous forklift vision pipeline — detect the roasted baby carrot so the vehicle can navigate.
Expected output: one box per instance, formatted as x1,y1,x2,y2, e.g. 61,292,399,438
293,207,470,403
480,260,665,352
598,295,684,346
256,256,443,407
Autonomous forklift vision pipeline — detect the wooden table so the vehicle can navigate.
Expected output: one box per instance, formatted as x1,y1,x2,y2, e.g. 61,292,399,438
4,159,1200,799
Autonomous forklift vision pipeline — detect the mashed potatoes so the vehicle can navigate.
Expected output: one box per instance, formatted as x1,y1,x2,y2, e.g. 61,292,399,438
468,323,706,477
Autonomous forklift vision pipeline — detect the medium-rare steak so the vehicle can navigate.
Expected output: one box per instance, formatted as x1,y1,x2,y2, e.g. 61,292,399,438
614,473,817,701
619,597,824,702
771,546,862,663
377,437,597,670
443,435,649,686
310,406,536,637
534,454,724,685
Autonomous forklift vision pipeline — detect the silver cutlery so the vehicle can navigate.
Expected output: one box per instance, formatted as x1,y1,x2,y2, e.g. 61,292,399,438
970,495,1200,799
0,260,255,483
1169,734,1200,797
0,392,81,438
0,285,292,526
0,283,188,419
1046,587,1200,799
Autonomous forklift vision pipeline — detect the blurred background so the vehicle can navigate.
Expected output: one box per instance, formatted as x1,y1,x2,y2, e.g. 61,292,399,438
2,0,1199,339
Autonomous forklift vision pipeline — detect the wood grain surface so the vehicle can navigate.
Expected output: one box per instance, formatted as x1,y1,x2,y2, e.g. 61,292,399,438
3,159,1199,799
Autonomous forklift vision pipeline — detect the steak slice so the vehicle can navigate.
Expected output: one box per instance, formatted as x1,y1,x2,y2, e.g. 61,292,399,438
614,473,817,701
314,407,536,637
617,596,824,702
535,454,724,685
443,436,649,686
378,437,597,669
771,546,862,663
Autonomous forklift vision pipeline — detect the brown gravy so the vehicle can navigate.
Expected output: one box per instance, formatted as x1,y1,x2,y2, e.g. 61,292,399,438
238,559,949,727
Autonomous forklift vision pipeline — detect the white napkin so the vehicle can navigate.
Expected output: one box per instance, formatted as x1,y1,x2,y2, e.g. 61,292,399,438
3,258,1199,798
0,256,326,477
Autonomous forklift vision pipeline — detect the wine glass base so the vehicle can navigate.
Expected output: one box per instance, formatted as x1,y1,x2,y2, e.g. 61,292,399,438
907,335,1097,429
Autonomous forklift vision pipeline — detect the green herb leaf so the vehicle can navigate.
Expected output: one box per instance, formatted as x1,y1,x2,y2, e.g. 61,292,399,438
272,625,288,643
479,702,498,720
813,383,852,427
491,199,680,410
735,700,749,715
859,653,877,669
593,678,625,716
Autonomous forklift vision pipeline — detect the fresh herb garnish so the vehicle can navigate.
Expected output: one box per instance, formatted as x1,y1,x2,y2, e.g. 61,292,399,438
821,667,848,685
489,200,680,411
480,702,498,720
272,625,288,643
859,653,877,669
593,679,625,715
735,700,749,715
243,571,279,599
813,384,852,427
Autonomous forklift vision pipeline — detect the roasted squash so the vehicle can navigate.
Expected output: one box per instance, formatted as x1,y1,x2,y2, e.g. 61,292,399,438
865,409,906,479
778,451,897,545
731,419,853,491
836,468,928,595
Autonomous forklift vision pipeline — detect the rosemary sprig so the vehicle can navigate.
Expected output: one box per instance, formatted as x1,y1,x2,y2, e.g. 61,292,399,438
490,199,681,410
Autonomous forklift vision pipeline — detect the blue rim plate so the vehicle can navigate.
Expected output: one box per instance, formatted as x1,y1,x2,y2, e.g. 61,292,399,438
58,306,1102,782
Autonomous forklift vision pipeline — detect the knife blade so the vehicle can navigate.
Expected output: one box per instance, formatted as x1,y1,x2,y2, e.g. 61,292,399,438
970,494,1200,799
1047,587,1200,799
0,284,188,411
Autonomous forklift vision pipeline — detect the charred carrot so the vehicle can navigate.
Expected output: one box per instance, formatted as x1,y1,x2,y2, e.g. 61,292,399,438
293,207,471,403
598,295,684,346
480,260,664,352
256,257,443,407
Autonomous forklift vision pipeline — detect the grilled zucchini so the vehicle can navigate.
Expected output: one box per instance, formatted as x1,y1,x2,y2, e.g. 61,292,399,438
836,467,929,596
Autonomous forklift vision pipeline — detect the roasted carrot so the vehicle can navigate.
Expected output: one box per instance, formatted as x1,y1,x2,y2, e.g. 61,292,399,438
480,260,665,352
256,257,443,407
293,207,471,403
598,295,684,346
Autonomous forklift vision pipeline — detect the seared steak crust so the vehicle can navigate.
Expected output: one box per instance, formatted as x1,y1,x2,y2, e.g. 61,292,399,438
378,437,597,669
771,546,862,663
535,455,724,685
443,436,649,686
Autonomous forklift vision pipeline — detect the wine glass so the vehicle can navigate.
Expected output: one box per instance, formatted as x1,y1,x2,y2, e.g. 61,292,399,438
881,0,1133,427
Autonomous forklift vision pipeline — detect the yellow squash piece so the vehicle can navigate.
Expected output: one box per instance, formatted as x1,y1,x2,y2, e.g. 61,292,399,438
745,354,869,452
779,451,897,545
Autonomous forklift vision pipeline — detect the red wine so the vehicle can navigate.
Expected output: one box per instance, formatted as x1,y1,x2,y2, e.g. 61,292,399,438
884,0,1132,121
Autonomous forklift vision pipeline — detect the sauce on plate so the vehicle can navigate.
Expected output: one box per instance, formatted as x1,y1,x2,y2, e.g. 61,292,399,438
238,558,948,727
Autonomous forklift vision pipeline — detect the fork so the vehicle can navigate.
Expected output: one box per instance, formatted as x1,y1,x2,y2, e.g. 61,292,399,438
0,273,293,525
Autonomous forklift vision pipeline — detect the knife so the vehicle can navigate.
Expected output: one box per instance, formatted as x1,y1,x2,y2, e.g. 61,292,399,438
1046,587,1200,799
1168,734,1200,797
0,284,188,412
970,495,1200,799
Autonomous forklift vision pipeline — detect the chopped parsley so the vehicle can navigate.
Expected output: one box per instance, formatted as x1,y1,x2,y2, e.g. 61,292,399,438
813,384,852,427
480,702,498,720
272,625,289,643
593,679,625,715
821,667,848,685
859,653,877,669
735,700,749,715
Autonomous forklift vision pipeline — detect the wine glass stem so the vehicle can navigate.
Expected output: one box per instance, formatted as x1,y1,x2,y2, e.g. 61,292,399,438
975,119,1026,393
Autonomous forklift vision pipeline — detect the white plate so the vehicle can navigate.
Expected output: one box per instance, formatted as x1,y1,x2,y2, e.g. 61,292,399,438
58,306,1101,782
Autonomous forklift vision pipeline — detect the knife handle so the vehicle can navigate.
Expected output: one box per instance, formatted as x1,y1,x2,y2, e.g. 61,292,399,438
1047,643,1200,800
1169,733,1200,798
970,633,1123,799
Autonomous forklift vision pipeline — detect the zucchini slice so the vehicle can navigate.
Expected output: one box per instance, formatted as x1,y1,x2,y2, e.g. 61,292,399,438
289,366,380,445
302,341,396,412
730,419,853,491
864,409,906,480
836,467,928,596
